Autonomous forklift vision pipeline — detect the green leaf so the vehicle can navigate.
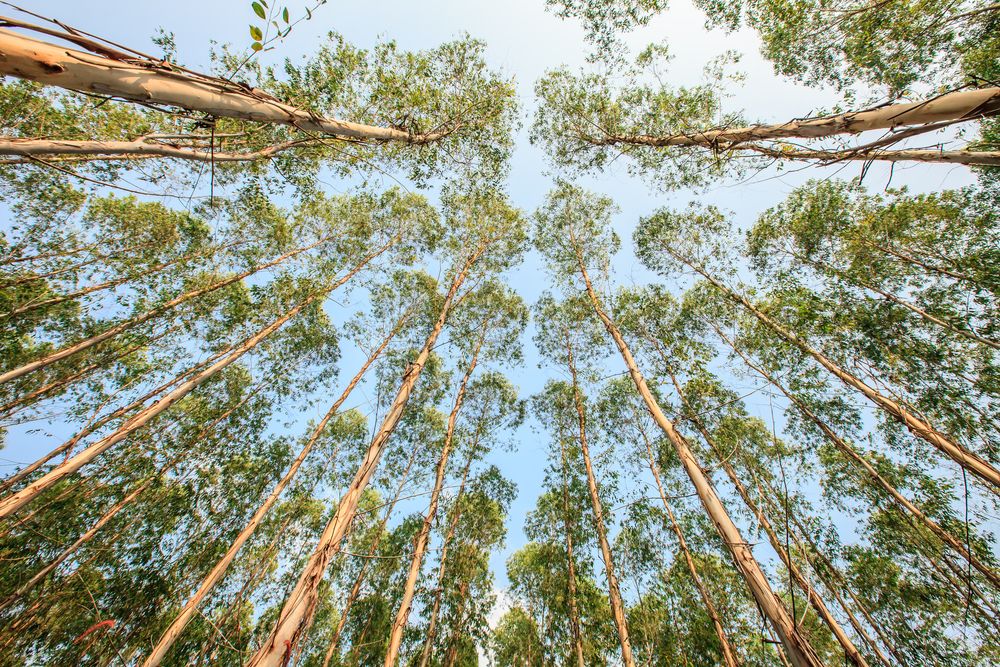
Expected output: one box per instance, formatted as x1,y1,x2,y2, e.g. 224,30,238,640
252,2,266,19
251,41,264,51
250,25,263,40
282,7,289,23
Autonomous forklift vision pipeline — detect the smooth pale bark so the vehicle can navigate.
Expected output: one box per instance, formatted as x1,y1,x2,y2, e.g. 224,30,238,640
247,246,486,667
0,234,332,385
383,333,484,667
0,336,242,494
715,325,1000,588
571,245,825,667
564,333,636,667
743,144,1000,167
674,253,1000,489
663,365,868,666
556,422,587,667
756,477,896,667
0,29,455,145
0,136,313,163
591,87,1000,151
4,239,236,319
321,443,423,667
636,416,741,667
141,309,409,667
0,247,379,519
415,444,481,667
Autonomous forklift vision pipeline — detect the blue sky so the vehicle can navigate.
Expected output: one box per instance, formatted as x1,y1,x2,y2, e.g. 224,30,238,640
12,0,981,617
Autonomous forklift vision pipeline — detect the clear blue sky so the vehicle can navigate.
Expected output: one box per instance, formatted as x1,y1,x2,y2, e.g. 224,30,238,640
13,0,979,620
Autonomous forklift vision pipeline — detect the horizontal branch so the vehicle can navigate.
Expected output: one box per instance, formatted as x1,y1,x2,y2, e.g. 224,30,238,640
591,87,1000,151
0,28,455,145
0,136,315,163
743,143,1000,166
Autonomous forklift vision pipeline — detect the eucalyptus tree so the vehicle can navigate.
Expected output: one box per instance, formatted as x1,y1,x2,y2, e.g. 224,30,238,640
382,283,526,666
0,187,431,519
635,204,1000,490
535,181,825,667
534,49,1000,192
412,373,524,667
546,0,1000,96
532,294,638,667
0,20,518,186
247,188,527,666
746,180,1000,454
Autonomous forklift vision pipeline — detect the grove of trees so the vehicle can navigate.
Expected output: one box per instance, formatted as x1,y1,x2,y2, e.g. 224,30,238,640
0,1,996,665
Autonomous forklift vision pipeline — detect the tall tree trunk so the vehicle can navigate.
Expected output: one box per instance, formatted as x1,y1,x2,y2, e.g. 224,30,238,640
571,245,825,667
0,234,333,385
321,441,423,667
556,426,588,667
141,307,410,667
664,367,869,667
672,252,1000,489
564,332,636,667
0,246,379,519
416,416,491,667
247,247,486,667
383,332,485,667
589,87,999,152
714,325,1000,588
637,417,742,667
0,29,457,145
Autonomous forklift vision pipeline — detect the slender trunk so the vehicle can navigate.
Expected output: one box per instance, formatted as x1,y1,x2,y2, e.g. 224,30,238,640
790,250,998,350
0,234,332,386
714,325,999,588
247,248,485,667
564,333,636,667
0,457,175,612
5,239,237,319
869,242,973,284
663,366,868,667
556,429,587,667
141,308,408,667
0,336,241,494
383,333,484,667
590,87,1000,151
571,247,825,667
673,252,1000,489
441,581,471,667
0,136,313,163
416,419,489,667
0,323,180,419
0,246,380,519
638,420,741,667
0,29,456,145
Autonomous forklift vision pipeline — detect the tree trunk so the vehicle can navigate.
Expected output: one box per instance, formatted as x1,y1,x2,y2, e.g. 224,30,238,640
141,308,409,666
572,246,825,667
321,441,424,667
638,419,742,667
557,428,588,667
0,245,378,519
714,324,1000,587
0,29,456,145
663,365,868,666
592,87,999,150
0,234,333,386
564,332,637,667
675,254,1000,489
416,420,491,667
246,248,485,667
383,334,485,667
